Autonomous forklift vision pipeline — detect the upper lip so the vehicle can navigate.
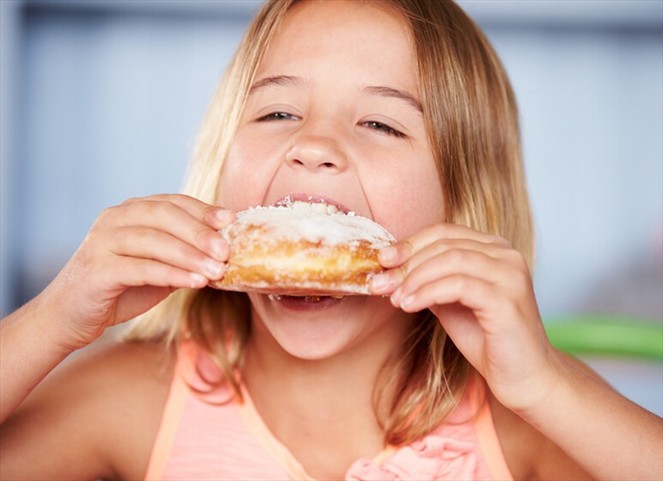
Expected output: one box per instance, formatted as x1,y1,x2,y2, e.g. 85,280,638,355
271,193,352,214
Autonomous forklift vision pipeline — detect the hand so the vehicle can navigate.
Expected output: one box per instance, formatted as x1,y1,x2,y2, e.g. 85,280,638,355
38,194,234,351
370,223,560,412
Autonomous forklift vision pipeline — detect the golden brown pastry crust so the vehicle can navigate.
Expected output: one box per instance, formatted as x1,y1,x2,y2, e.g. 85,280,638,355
210,203,395,295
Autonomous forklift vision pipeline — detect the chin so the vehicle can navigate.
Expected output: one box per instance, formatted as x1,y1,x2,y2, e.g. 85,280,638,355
248,294,395,362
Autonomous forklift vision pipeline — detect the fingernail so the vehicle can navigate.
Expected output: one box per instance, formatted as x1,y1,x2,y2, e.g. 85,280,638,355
190,272,207,287
379,246,398,265
371,273,391,291
216,209,234,225
203,258,224,278
390,287,402,305
210,237,228,260
400,294,415,309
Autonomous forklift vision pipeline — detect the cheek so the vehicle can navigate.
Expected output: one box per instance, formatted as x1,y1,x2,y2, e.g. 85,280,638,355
370,163,445,240
217,131,275,211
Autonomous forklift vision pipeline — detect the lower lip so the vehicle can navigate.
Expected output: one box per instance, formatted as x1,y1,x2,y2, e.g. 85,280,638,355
270,295,344,311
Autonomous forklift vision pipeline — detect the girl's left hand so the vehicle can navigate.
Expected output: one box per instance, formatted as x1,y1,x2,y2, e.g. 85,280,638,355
371,223,561,413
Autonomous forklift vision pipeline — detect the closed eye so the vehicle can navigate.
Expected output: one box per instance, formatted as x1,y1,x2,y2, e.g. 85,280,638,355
256,111,300,122
361,120,407,138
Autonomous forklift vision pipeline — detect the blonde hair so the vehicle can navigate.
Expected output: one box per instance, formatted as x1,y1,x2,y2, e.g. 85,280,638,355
127,0,533,447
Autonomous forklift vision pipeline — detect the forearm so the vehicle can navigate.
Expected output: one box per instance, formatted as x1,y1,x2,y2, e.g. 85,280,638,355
0,296,76,424
521,351,662,481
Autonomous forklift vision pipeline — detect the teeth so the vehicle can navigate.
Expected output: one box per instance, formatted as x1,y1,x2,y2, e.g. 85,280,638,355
267,294,282,302
290,200,341,215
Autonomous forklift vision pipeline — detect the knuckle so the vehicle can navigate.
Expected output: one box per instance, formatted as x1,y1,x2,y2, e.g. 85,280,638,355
507,261,533,295
90,208,122,237
163,193,185,205
203,205,221,224
397,262,410,281
170,193,189,202
130,226,151,245
149,199,179,219
487,232,511,247
429,223,449,238
192,224,213,247
121,196,144,206
401,239,415,256
449,274,468,291
506,248,529,271
445,247,468,265
500,237,514,248
515,267,533,290
97,205,121,224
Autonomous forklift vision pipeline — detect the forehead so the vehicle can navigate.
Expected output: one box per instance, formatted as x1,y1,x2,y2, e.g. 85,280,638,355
256,0,417,90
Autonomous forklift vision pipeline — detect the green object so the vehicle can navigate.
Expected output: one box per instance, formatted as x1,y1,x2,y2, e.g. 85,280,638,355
545,315,663,361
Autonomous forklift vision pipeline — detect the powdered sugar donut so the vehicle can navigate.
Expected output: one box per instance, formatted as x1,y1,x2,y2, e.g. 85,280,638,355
210,200,395,295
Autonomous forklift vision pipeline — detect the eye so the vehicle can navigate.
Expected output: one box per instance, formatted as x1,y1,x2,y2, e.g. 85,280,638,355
256,111,300,122
361,120,406,138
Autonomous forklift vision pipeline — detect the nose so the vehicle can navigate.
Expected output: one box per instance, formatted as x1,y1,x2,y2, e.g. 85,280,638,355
285,131,349,173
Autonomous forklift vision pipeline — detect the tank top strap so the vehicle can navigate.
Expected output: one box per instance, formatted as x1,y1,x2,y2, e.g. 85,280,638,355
467,374,514,481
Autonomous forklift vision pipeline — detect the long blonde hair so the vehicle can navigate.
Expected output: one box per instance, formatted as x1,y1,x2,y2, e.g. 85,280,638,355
127,0,533,447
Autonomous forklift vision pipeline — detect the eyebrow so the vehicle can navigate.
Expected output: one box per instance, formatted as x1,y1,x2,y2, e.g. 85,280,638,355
363,85,423,113
249,75,304,93
248,76,423,114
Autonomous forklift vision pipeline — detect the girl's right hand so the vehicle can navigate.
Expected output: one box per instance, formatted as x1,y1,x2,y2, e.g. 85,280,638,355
38,194,234,352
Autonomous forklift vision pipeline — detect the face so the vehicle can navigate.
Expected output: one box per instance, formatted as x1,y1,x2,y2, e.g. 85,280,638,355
217,0,445,362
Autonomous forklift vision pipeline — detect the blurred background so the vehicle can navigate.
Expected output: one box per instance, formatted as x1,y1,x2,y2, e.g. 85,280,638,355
1,1,661,413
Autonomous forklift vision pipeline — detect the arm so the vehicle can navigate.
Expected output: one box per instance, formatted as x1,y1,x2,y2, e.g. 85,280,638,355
1,195,230,423
489,387,594,481
0,299,77,424
371,223,662,481
1,194,231,424
0,339,175,480
488,356,655,481
521,351,662,481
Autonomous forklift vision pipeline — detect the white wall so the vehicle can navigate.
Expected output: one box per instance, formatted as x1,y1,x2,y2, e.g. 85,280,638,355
491,28,662,317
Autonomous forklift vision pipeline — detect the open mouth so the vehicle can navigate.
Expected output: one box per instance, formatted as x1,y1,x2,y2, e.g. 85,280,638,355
273,193,352,215
267,293,345,311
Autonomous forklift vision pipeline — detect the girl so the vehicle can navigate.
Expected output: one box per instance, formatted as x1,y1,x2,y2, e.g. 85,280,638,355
1,0,660,479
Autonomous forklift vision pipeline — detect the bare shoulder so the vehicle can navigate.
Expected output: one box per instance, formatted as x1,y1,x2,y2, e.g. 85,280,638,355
0,334,176,481
488,357,598,481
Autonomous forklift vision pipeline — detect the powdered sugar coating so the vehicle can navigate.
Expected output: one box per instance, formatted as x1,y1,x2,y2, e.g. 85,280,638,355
224,202,395,248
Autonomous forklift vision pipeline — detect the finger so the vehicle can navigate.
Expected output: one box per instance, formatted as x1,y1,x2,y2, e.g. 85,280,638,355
379,223,510,268
394,248,506,300
393,274,496,315
137,194,236,230
371,240,507,296
404,238,512,279
110,226,226,280
101,256,210,291
106,199,232,261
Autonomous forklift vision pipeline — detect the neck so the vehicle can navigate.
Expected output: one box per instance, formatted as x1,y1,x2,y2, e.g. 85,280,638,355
243,321,396,422
241,308,413,477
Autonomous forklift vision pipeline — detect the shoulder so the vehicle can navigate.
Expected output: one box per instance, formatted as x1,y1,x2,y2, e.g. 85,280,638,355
0,334,176,480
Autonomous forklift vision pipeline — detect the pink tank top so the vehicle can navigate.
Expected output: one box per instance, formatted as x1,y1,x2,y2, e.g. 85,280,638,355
144,340,514,480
